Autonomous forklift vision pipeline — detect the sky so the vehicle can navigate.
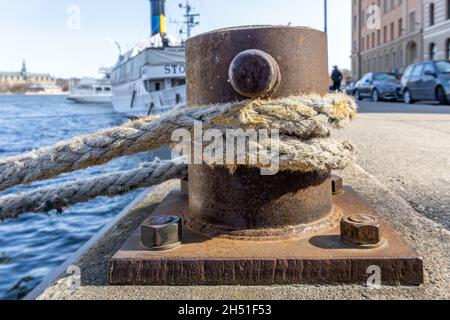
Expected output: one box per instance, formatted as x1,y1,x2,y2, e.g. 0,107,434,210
0,0,352,78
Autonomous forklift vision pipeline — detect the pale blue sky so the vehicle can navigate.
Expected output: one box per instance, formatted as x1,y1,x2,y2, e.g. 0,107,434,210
0,0,351,78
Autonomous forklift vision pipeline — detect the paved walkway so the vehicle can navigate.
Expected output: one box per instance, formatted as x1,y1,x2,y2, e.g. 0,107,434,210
336,100,450,230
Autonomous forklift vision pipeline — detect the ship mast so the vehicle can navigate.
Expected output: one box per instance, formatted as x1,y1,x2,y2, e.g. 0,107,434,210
178,1,200,39
149,0,200,46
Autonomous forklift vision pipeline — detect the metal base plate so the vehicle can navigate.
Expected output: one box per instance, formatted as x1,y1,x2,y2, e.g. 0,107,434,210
109,187,423,286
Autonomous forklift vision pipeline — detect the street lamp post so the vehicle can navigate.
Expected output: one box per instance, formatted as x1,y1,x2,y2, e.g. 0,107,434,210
324,0,328,33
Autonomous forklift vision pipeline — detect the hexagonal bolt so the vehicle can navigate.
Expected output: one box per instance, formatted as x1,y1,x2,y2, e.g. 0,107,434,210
228,49,281,98
340,214,383,247
141,215,183,251
331,175,344,195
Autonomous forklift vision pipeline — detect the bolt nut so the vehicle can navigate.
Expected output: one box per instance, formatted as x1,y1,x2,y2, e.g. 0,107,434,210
340,214,383,247
331,175,344,195
141,215,182,251
228,49,281,98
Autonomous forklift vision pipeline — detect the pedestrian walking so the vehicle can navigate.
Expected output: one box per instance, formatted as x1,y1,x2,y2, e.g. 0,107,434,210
331,65,343,92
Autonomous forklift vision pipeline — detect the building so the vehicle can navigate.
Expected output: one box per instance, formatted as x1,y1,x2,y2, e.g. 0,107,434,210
351,0,424,80
0,61,56,90
423,0,450,60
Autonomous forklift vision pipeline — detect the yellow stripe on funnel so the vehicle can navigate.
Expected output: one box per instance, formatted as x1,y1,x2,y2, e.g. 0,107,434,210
160,15,166,34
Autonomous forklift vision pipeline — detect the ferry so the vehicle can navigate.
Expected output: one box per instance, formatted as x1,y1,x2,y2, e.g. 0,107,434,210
110,0,189,117
25,84,64,95
67,70,112,104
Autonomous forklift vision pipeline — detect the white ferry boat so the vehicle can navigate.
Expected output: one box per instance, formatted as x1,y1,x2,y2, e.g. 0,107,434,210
67,77,112,104
25,84,64,95
110,0,188,117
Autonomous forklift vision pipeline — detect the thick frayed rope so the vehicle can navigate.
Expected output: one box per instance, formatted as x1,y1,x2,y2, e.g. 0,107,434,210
193,137,355,173
274,138,355,172
214,93,357,139
0,157,187,221
0,93,357,192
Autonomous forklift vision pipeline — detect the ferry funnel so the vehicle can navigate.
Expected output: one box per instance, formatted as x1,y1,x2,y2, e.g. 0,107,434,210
150,0,167,36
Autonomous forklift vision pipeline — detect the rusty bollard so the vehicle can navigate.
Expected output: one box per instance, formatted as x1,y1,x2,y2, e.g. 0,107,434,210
186,26,332,238
110,25,424,287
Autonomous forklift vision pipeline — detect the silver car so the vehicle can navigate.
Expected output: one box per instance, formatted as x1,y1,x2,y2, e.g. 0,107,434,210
354,72,402,102
401,60,450,105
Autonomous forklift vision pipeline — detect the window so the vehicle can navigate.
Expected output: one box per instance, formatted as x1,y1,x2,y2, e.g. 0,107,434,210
403,65,414,78
435,61,450,74
391,22,395,41
373,73,399,81
172,79,185,87
383,26,387,43
409,11,416,32
398,18,403,37
411,64,424,77
423,63,435,76
430,3,435,26
447,39,450,60
360,74,367,82
429,43,437,60
448,0,450,19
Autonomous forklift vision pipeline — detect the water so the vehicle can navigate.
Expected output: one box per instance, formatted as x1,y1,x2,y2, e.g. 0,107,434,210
0,95,170,300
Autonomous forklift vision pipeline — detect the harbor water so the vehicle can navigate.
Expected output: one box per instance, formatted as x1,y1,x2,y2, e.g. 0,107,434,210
0,95,170,299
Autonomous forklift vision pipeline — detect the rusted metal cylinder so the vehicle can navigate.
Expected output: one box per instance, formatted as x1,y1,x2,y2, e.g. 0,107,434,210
185,26,331,238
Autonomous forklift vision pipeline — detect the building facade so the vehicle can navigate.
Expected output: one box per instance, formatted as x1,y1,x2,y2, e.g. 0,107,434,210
0,61,56,89
351,0,424,80
423,0,450,60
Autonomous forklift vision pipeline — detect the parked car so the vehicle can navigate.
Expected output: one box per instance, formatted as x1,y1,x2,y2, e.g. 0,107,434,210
345,81,357,96
401,60,450,105
354,72,402,102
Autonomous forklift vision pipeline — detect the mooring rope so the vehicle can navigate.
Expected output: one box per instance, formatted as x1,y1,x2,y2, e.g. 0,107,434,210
0,93,356,192
0,157,187,221
0,93,357,221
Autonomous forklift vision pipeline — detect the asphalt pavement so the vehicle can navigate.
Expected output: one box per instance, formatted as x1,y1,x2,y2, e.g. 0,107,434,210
335,99,450,230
